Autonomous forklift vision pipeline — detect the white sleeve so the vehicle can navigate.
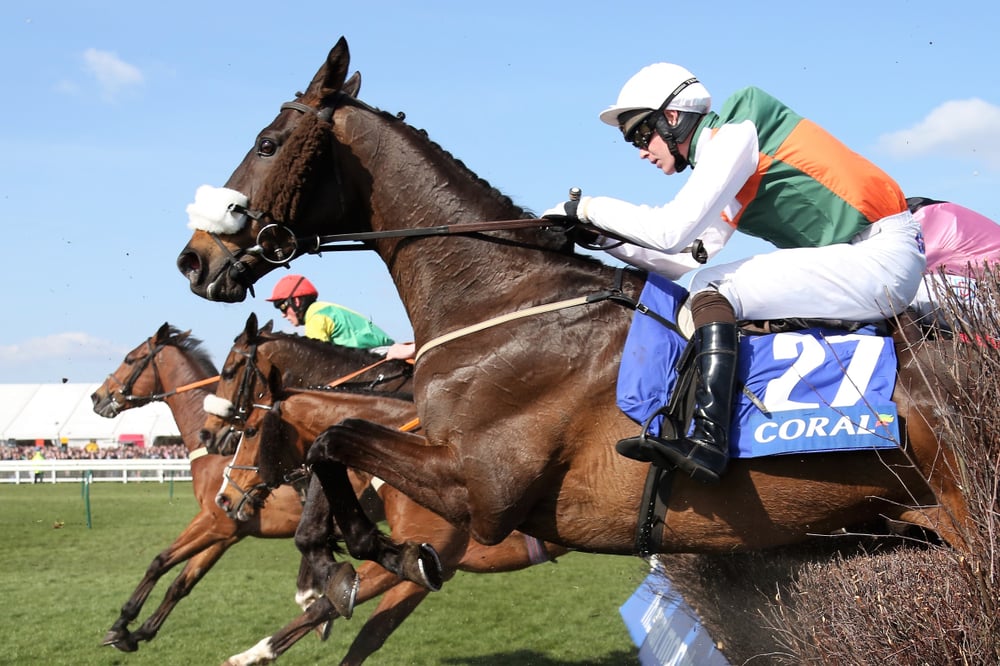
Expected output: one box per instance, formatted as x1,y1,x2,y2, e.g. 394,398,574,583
579,121,759,253
595,215,735,279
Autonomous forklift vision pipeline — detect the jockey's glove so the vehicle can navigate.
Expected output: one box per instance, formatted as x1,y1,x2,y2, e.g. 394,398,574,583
544,198,607,247
542,199,581,224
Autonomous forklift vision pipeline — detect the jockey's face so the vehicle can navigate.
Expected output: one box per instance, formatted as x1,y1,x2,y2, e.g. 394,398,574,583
638,110,689,176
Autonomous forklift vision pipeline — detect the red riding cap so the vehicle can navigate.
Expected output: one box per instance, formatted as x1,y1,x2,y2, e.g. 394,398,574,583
267,275,318,302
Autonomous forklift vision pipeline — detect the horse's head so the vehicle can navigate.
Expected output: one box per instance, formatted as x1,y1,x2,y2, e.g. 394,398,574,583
177,36,367,302
214,405,300,522
92,322,192,417
200,313,278,455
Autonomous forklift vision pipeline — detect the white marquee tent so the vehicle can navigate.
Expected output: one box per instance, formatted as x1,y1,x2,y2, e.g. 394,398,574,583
0,383,179,448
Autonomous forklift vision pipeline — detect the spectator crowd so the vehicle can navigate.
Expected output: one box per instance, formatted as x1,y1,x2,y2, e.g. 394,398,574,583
1,443,188,461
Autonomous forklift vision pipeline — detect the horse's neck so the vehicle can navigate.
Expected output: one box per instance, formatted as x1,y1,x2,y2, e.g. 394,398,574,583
267,338,376,387
164,389,213,452
339,109,599,339
157,348,214,452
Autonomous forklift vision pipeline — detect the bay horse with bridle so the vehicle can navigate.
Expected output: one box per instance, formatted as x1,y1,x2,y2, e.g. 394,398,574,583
176,38,974,598
91,323,310,652
212,314,567,665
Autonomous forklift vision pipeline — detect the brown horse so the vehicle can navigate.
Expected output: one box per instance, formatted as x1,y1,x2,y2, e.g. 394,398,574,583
213,317,567,665
91,320,414,652
175,38,972,587
91,323,307,652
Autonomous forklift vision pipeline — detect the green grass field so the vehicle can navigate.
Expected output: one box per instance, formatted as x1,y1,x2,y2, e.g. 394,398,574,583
0,482,644,665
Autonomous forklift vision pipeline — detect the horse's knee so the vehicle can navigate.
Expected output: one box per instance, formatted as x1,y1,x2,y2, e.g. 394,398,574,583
306,427,340,465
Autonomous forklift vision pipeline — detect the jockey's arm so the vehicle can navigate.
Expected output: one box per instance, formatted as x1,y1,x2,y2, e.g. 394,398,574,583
594,215,734,280
580,121,758,253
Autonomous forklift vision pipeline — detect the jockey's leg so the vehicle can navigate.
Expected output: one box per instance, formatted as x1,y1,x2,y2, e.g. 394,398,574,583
616,290,736,484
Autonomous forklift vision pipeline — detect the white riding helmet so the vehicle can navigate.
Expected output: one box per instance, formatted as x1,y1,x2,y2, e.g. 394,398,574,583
599,63,712,127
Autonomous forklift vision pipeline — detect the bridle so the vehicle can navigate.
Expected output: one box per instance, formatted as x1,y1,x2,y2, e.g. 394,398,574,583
200,99,348,298
104,338,220,411
218,342,289,515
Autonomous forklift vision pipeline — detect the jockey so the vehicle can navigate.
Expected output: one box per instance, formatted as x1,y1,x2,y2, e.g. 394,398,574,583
544,63,925,484
908,198,1000,330
267,274,415,360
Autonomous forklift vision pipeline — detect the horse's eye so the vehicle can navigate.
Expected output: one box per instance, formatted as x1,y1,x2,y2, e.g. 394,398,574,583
257,138,277,157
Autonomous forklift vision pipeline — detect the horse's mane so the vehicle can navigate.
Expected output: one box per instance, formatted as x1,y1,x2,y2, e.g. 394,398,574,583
272,92,576,255
163,325,218,375
385,111,579,254
258,329,385,365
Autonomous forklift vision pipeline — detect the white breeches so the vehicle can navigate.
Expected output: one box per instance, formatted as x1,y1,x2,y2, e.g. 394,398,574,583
689,211,926,322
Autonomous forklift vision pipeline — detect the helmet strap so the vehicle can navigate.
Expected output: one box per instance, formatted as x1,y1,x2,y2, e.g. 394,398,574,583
291,295,314,321
648,78,702,173
652,111,702,172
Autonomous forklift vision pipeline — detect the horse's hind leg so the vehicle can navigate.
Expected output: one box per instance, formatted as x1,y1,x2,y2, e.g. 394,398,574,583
103,511,234,651
222,596,337,666
306,451,444,594
901,398,977,551
128,538,239,645
222,558,431,665
341,581,432,666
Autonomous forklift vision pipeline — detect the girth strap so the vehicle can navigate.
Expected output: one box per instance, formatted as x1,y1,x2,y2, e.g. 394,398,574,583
635,465,674,557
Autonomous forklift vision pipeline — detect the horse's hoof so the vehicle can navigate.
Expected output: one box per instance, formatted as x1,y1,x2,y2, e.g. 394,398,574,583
314,620,333,641
102,631,139,653
101,629,124,647
324,562,359,620
400,542,444,591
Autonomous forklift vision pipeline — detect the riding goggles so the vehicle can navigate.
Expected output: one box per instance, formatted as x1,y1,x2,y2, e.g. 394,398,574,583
622,112,658,150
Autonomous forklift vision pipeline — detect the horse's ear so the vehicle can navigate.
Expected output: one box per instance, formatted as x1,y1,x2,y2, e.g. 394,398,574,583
343,71,361,98
155,322,172,342
306,36,349,99
242,312,259,339
261,319,274,334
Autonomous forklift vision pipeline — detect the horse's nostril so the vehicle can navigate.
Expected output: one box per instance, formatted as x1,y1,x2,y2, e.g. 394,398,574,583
176,250,202,278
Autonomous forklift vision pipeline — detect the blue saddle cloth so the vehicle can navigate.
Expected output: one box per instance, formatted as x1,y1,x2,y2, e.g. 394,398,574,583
617,274,901,458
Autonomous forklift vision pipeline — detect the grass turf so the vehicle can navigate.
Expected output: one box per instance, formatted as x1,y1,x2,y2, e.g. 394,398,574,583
0,482,643,665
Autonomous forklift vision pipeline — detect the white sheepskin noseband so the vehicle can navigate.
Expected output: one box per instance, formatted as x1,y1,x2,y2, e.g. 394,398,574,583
186,185,250,234
203,394,235,418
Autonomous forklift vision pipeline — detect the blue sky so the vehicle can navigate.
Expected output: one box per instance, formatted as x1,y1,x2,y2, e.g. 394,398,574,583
1,1,997,383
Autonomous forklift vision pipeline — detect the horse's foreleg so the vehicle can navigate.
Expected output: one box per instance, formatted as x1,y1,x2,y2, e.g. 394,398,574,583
294,555,325,618
103,510,236,651
310,421,473,532
308,429,444,592
294,475,360,619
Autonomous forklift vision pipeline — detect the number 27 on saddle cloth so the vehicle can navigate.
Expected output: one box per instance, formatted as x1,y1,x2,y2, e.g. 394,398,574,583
616,274,901,458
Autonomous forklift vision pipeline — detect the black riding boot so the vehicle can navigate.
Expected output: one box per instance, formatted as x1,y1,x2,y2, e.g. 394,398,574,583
616,322,738,484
